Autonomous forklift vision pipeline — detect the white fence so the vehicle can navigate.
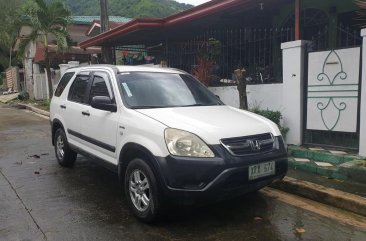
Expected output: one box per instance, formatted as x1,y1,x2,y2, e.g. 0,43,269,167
33,73,48,100
208,84,284,111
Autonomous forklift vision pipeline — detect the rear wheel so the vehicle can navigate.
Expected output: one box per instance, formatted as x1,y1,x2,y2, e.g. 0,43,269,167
54,128,77,167
124,158,162,222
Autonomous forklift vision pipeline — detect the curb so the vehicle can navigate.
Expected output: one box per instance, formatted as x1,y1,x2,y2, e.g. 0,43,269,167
271,176,366,216
17,104,50,117
288,146,357,165
289,157,366,184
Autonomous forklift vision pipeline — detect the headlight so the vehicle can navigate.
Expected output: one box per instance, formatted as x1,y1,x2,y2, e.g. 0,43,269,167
164,128,215,158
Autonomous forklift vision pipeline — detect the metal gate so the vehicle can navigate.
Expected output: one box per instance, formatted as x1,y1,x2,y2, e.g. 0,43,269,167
303,47,361,149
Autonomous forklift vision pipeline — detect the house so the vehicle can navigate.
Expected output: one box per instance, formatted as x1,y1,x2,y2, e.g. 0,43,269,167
12,15,131,99
79,0,366,155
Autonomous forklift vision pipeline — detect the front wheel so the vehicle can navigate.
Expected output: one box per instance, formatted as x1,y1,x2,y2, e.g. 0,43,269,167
124,158,162,222
54,128,77,167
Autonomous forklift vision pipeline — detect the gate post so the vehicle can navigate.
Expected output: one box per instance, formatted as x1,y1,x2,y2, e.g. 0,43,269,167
359,29,366,156
281,40,310,145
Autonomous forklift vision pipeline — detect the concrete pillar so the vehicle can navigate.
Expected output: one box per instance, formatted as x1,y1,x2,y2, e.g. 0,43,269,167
359,29,366,156
281,40,309,145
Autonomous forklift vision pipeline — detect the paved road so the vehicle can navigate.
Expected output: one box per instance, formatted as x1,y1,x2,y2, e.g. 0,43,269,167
0,104,365,241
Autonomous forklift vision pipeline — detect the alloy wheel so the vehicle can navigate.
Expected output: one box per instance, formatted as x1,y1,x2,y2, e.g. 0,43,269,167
129,170,151,212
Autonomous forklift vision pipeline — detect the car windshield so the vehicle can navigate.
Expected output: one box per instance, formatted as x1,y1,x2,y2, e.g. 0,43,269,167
118,72,223,109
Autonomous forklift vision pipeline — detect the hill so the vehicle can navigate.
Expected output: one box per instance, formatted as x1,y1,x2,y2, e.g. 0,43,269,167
56,0,193,18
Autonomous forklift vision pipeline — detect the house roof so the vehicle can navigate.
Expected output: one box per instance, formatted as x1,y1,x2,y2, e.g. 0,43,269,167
79,0,288,48
71,16,131,25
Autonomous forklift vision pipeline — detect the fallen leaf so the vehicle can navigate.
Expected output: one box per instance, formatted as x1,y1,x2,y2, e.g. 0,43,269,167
34,171,40,175
29,155,40,159
295,227,305,233
254,216,263,221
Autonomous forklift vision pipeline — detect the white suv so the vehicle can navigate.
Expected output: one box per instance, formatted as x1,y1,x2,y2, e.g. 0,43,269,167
50,65,288,222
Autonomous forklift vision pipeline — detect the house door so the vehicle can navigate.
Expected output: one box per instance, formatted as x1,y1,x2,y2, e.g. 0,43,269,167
303,47,361,149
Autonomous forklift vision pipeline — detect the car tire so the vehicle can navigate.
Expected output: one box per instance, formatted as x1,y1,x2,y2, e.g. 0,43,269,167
125,158,162,222
54,128,77,167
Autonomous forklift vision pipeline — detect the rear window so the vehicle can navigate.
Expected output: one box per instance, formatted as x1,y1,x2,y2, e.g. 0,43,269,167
54,72,75,97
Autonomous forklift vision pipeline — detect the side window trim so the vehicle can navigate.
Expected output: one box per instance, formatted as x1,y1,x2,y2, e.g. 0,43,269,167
89,71,115,103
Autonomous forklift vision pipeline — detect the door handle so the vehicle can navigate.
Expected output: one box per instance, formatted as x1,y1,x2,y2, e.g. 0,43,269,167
60,105,66,109
81,111,90,116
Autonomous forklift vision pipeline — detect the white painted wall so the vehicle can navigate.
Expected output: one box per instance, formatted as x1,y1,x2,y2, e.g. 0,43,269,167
209,84,284,111
247,84,284,111
209,86,239,108
359,29,366,156
281,40,309,145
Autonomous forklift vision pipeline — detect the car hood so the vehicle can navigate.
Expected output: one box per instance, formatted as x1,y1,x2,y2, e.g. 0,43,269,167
136,106,281,144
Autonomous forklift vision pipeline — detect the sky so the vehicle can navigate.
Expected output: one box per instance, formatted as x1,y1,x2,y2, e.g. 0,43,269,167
175,0,211,6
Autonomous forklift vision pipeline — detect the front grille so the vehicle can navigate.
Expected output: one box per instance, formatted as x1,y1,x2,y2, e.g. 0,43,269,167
220,133,275,156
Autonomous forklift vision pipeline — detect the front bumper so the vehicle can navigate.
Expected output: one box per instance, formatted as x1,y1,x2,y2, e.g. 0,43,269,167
155,137,288,201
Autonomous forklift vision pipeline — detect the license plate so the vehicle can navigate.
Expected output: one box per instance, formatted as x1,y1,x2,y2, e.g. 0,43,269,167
248,161,275,180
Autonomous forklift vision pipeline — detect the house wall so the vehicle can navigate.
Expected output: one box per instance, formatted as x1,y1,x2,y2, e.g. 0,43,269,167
208,84,284,111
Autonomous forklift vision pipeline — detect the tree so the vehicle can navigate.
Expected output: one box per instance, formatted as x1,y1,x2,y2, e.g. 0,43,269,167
0,0,22,69
18,0,71,99
234,68,248,110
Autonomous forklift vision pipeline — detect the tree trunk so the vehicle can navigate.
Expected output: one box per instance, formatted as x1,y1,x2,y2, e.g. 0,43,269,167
234,68,248,110
44,46,53,99
9,46,12,68
100,0,112,64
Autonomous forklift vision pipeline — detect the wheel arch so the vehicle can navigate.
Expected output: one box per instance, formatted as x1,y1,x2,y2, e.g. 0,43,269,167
118,143,164,187
51,119,65,146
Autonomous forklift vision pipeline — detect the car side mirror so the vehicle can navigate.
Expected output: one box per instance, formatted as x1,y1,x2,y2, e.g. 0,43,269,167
91,96,117,112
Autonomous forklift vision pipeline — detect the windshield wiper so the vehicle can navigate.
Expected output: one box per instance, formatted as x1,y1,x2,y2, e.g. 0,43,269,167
131,106,168,109
182,103,206,107
181,103,223,107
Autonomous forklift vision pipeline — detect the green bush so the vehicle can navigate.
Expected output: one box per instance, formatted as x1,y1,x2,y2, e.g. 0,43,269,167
0,73,4,87
251,107,289,138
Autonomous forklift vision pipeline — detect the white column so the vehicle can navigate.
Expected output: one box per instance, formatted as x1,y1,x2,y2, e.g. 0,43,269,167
281,40,309,145
359,29,366,156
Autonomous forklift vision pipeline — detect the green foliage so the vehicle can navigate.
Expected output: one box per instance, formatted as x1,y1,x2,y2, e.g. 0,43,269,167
0,73,4,87
18,0,71,99
54,0,192,18
251,107,289,138
39,99,50,110
0,0,22,68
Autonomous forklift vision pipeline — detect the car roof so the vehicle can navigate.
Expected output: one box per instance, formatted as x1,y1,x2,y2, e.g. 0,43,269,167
65,64,187,75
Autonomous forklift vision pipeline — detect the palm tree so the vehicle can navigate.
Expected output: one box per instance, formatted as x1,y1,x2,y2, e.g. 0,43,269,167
18,0,71,99
0,0,21,68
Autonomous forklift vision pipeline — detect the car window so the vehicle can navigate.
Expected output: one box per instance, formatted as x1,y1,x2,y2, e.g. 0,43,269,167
89,72,113,104
118,72,223,109
54,72,75,97
68,72,90,104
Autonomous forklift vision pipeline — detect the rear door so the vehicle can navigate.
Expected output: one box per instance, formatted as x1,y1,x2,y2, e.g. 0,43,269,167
64,71,92,148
